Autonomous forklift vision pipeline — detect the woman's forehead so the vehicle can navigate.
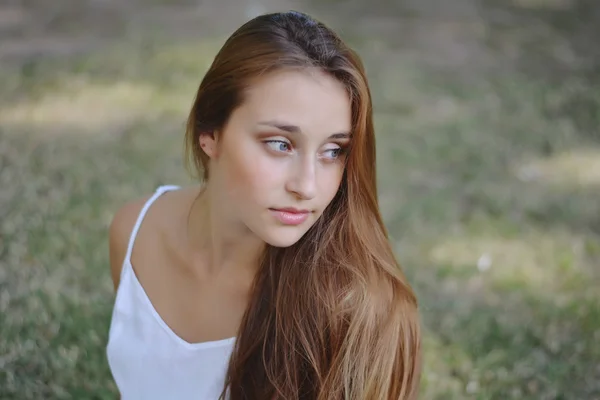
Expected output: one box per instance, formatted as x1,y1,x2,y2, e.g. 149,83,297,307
235,69,352,136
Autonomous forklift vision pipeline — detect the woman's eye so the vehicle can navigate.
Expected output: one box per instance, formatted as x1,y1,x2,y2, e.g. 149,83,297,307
265,140,292,153
323,147,345,160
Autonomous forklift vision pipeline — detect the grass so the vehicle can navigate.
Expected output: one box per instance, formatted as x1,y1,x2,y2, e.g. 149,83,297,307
1,1,599,399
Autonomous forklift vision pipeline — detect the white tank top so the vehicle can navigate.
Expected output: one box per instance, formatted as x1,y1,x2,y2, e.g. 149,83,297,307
106,185,236,400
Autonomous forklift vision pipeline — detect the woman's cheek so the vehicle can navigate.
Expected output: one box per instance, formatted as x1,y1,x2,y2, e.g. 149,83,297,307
247,154,286,191
226,147,284,194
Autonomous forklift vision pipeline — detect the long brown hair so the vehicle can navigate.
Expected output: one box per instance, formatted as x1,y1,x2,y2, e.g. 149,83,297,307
184,11,421,399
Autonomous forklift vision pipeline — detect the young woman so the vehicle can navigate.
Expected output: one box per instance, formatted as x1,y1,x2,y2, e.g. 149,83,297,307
107,10,421,400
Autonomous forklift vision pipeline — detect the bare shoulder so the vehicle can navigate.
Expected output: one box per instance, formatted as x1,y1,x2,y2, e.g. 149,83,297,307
108,195,152,291
107,186,199,291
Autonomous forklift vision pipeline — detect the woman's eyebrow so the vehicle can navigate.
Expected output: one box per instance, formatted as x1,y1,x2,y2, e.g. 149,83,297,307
257,120,351,139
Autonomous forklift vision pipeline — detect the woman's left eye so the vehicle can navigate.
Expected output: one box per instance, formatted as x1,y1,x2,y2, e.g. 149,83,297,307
322,147,344,160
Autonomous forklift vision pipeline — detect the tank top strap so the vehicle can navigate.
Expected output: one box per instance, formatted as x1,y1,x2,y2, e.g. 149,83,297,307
123,185,181,266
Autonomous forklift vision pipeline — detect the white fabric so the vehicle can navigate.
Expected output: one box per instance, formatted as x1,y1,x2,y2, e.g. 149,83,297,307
107,185,236,400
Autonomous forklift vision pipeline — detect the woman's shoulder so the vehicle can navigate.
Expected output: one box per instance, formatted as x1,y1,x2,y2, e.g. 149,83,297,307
108,193,155,290
107,185,196,290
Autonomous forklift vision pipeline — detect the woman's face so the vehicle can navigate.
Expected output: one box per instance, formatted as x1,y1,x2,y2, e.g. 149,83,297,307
201,68,352,247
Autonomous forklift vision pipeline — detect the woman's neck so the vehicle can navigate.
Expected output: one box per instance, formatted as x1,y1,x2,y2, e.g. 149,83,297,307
185,184,265,284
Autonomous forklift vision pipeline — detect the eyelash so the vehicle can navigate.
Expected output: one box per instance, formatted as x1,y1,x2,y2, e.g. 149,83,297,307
263,140,347,160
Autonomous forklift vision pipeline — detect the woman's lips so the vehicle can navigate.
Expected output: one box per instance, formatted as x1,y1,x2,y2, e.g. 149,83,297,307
269,208,311,225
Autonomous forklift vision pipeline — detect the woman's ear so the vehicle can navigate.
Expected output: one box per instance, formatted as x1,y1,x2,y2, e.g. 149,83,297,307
199,131,218,158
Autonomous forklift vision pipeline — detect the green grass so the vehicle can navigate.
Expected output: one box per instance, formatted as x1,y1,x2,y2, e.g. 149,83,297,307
1,2,599,399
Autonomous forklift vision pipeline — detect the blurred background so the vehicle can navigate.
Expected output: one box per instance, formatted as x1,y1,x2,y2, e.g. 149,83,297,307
1,0,599,398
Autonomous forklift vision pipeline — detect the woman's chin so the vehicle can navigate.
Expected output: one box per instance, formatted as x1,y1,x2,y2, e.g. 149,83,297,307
260,226,308,248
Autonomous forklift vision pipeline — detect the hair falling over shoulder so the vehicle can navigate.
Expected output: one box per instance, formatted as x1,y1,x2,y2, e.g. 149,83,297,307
184,11,422,399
